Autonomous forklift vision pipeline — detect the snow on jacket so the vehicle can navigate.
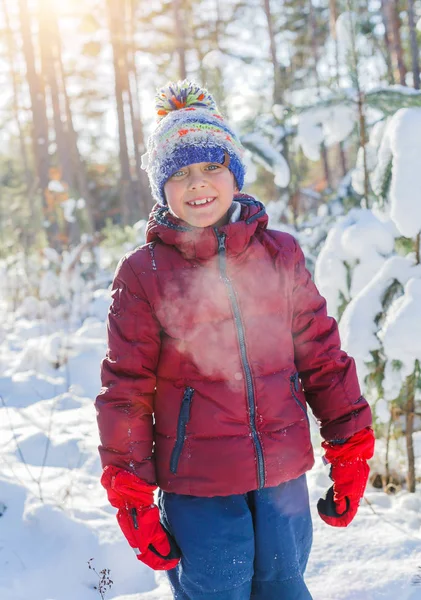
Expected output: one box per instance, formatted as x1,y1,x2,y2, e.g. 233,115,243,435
96,196,372,497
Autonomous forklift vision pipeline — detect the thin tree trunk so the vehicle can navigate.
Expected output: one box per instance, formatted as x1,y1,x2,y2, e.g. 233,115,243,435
406,370,416,492
261,0,295,216
173,0,187,80
107,0,135,224
37,0,96,231
345,0,369,203
309,0,331,189
38,0,74,188
383,410,393,489
2,0,33,199
384,0,407,85
127,0,153,216
55,27,96,231
329,0,347,176
357,94,369,203
380,0,396,84
262,0,283,104
407,0,420,89
18,0,50,191
213,0,227,111
194,0,226,111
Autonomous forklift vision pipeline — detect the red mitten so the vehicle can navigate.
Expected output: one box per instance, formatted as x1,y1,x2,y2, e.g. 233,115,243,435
101,465,180,570
317,427,375,527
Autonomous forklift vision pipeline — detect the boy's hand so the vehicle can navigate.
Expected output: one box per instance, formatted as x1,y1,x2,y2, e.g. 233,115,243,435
317,428,375,527
101,465,181,570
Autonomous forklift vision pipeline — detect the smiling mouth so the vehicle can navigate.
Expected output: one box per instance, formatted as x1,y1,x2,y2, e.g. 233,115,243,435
187,197,215,207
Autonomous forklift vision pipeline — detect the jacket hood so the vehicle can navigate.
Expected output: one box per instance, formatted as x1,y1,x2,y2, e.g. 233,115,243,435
145,194,268,261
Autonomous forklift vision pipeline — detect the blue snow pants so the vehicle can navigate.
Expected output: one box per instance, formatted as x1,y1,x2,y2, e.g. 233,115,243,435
158,474,313,600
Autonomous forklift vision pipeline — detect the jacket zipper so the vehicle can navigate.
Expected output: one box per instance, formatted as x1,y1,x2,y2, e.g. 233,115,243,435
215,230,265,489
289,372,309,423
170,387,195,474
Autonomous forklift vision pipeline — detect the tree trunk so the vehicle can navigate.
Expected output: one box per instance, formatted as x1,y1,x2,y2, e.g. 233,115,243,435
383,410,393,490
357,93,369,204
309,0,331,190
18,0,50,191
212,0,227,111
405,370,416,493
107,0,136,224
384,0,407,85
173,0,187,80
380,0,396,84
54,15,96,231
38,0,74,188
329,0,347,176
127,0,153,216
345,0,369,203
407,0,420,89
262,0,283,104
2,0,33,199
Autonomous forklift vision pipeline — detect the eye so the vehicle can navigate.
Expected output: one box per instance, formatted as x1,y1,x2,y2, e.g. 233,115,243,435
171,169,187,178
205,164,220,171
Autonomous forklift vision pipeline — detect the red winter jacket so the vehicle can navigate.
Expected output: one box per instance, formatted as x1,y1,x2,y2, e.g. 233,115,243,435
96,196,372,497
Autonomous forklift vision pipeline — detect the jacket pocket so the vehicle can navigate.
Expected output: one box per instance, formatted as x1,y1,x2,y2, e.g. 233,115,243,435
289,373,309,423
170,387,195,474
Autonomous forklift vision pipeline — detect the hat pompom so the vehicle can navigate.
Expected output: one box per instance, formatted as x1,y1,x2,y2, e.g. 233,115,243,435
155,80,217,122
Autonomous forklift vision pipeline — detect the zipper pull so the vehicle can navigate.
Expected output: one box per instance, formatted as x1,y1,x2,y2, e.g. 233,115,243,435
130,507,139,529
294,373,300,392
183,387,194,420
216,232,226,252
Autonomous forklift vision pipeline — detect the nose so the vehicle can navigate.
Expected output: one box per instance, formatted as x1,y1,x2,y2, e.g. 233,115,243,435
187,171,207,190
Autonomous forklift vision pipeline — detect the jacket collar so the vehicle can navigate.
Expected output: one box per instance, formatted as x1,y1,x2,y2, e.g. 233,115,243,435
146,194,268,261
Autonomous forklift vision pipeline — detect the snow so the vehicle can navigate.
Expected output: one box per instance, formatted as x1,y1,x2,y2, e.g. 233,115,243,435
62,198,86,223
352,119,389,197
335,11,358,56
367,84,421,97
339,256,421,383
202,49,225,70
241,132,290,187
243,150,258,185
387,108,421,238
331,107,421,410
315,208,396,320
2,291,421,600
297,104,356,162
48,180,66,193
380,278,421,393
369,119,392,197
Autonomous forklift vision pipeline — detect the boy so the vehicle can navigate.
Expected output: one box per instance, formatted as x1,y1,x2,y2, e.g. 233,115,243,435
96,81,374,600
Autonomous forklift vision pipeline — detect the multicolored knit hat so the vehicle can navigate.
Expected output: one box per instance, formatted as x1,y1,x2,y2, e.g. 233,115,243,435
141,80,246,205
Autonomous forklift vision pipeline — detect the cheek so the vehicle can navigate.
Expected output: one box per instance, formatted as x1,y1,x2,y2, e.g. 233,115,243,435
225,173,237,192
164,182,180,204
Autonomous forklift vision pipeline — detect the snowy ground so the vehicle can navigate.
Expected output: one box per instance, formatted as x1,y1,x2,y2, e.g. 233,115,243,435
1,307,421,600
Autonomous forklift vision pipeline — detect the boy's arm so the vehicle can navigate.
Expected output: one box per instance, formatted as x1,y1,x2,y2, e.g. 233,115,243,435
291,239,372,441
95,254,160,485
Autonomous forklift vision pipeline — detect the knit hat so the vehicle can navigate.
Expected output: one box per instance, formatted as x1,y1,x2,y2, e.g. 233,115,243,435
141,80,246,205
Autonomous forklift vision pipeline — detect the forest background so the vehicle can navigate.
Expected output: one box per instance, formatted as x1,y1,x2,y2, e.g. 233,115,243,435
1,0,420,251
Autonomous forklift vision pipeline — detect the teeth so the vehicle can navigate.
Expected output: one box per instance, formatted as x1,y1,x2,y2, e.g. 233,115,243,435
188,197,214,206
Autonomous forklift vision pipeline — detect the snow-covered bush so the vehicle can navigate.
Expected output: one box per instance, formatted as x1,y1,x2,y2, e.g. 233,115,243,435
0,236,110,331
315,107,421,490
99,218,147,271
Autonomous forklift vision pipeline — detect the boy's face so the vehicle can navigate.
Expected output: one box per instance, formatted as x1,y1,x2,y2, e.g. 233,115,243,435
163,161,238,228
